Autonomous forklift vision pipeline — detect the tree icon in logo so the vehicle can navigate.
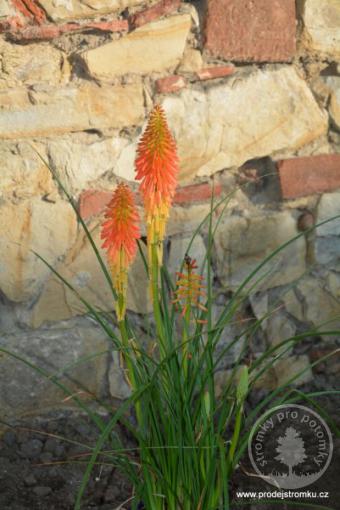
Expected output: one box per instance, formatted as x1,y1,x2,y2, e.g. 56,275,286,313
275,427,307,478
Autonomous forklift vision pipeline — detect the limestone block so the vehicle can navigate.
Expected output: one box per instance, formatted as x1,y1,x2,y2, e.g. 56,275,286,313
283,277,340,331
47,136,128,192
162,67,327,179
80,14,191,79
300,0,340,57
316,192,340,266
0,40,69,89
0,318,110,418
274,355,313,387
0,141,55,199
0,0,15,16
177,48,203,73
38,0,145,21
214,211,306,291
0,199,77,302
0,83,144,139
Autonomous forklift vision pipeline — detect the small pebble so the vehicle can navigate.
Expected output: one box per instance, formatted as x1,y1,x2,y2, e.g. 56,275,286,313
24,474,37,487
3,430,16,447
33,486,52,497
21,439,43,458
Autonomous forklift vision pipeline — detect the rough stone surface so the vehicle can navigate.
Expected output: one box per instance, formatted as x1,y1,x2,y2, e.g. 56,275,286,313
30,226,151,327
81,15,191,80
162,67,327,179
0,1,15,16
283,277,340,330
301,0,340,57
266,311,296,356
37,0,144,21
278,155,340,199
177,48,203,73
0,199,77,302
108,351,131,400
315,192,340,266
204,0,296,62
0,40,68,88
0,141,55,200
214,211,306,291
47,136,128,192
0,318,110,418
323,76,340,130
274,355,313,387
167,204,212,236
0,83,144,139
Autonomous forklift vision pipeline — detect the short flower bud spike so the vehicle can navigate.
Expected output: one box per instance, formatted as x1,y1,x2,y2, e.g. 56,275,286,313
135,104,179,263
173,255,207,320
101,183,140,321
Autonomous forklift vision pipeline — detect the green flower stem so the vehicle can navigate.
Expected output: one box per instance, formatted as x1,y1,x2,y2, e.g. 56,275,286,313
227,403,243,475
151,241,166,359
118,318,142,427
182,304,191,379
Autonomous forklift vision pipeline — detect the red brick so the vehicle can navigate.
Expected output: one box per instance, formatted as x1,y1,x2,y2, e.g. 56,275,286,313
11,0,46,24
0,16,24,32
156,75,186,94
278,155,340,199
204,0,296,62
7,19,128,41
129,0,181,29
196,65,235,81
79,182,223,220
79,190,113,220
173,182,222,205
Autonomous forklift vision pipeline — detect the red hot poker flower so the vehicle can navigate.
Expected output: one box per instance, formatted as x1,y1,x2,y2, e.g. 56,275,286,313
135,105,179,263
101,183,140,320
135,104,179,215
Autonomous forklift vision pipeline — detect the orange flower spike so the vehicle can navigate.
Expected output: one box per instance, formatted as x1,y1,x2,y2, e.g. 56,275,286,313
101,183,140,321
135,105,179,262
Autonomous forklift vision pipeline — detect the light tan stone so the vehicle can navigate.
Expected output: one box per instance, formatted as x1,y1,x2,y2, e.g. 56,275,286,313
0,141,55,199
47,136,128,192
81,14,191,80
274,355,313,387
0,40,69,89
0,199,77,302
286,277,340,331
0,83,144,139
323,77,340,130
177,48,203,73
31,225,151,327
38,0,145,21
0,0,15,16
301,0,340,57
162,67,327,179
167,204,212,236
214,211,306,291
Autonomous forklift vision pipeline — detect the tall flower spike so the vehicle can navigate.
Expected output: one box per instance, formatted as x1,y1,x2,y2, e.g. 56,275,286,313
135,104,179,263
101,183,140,321
173,255,207,321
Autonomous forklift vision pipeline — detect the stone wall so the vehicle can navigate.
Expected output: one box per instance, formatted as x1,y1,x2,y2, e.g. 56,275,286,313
0,0,340,419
